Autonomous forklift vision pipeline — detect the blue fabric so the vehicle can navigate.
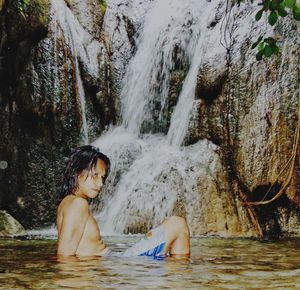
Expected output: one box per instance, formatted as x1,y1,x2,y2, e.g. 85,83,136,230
139,242,166,258
122,226,167,259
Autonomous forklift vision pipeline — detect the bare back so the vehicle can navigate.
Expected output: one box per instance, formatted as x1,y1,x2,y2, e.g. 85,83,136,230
57,195,108,256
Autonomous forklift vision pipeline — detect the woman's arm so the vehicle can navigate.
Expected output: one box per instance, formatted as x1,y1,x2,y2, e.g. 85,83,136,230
57,198,89,256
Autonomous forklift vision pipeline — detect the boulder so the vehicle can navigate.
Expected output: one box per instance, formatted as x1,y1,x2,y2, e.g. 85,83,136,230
0,210,27,237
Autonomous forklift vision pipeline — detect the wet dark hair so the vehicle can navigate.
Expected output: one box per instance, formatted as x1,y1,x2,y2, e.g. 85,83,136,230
60,145,111,198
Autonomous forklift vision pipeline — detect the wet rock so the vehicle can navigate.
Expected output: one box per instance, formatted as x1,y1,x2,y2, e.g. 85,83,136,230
123,15,136,49
140,44,190,134
185,3,300,237
0,0,5,11
102,139,256,236
65,0,106,38
278,206,300,237
100,0,154,132
92,129,143,213
188,144,257,237
195,64,227,105
5,0,50,44
0,210,27,237
0,0,113,228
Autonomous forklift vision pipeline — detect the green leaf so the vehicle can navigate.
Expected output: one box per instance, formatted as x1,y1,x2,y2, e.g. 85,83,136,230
258,42,265,51
268,39,280,54
251,41,261,50
263,0,271,9
257,35,263,42
273,45,280,54
293,4,300,20
251,42,258,49
264,45,273,57
284,0,296,8
275,0,284,9
278,8,287,17
268,11,278,25
99,0,107,13
256,50,264,61
251,36,263,49
270,0,278,10
17,0,29,13
265,37,276,45
255,9,264,21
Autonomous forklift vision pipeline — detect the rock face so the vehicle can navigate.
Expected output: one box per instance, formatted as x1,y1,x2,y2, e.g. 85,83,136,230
0,0,114,228
0,210,27,237
184,3,300,237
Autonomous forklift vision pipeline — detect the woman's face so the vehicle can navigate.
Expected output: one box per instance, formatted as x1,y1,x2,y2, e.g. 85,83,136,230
76,159,107,199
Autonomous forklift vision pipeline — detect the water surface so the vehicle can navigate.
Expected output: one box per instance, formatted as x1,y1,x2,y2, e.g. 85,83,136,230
1,237,300,289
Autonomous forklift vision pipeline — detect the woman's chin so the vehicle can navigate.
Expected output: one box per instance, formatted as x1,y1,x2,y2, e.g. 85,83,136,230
89,191,99,198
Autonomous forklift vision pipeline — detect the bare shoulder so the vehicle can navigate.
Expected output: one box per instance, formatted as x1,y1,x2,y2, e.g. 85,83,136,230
59,195,89,215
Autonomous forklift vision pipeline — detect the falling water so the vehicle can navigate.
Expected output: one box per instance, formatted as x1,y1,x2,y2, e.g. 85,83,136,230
76,64,89,144
50,0,102,144
91,0,224,235
121,0,213,135
94,130,219,235
167,27,210,146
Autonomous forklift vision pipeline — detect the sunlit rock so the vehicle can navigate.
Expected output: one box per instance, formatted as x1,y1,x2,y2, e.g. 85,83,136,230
0,0,4,11
0,211,27,237
96,138,256,236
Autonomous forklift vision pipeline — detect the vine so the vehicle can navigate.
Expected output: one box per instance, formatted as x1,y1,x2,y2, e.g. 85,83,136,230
244,92,300,206
220,0,264,237
220,0,300,236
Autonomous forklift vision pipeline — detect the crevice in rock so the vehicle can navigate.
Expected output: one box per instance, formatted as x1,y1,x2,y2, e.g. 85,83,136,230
123,15,136,49
196,73,227,105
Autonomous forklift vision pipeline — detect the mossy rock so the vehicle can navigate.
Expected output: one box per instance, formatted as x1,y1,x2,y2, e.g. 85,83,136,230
6,0,50,43
99,0,107,14
0,0,5,11
0,210,27,237
27,0,50,30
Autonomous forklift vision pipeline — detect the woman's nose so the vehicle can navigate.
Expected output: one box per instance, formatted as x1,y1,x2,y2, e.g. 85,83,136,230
98,177,103,187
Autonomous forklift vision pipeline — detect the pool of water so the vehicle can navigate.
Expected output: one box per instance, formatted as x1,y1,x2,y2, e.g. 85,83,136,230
0,236,300,289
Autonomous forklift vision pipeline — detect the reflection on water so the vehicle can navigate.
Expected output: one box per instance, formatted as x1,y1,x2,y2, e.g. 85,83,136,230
0,237,300,289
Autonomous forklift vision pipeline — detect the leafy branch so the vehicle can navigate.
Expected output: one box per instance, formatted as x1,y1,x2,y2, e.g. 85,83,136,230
16,0,29,13
99,0,107,14
251,35,279,60
242,0,300,60
14,0,30,20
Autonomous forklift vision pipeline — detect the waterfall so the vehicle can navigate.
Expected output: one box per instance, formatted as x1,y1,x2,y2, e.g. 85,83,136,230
50,0,102,144
92,0,223,235
76,62,89,145
167,28,210,146
94,131,219,235
121,0,212,136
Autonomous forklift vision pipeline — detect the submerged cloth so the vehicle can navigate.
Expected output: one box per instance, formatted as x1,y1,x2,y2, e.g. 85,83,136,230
104,226,167,258
122,226,167,258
